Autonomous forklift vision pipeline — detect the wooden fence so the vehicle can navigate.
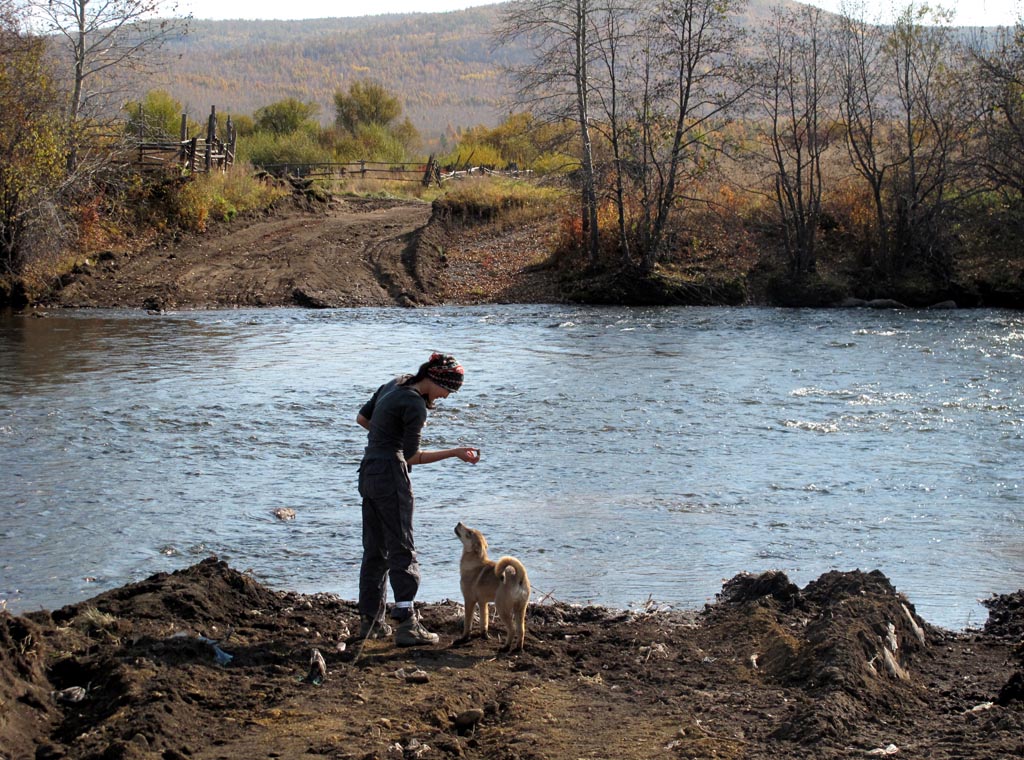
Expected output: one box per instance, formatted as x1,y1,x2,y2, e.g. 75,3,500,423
258,156,533,186
258,157,443,186
133,106,236,173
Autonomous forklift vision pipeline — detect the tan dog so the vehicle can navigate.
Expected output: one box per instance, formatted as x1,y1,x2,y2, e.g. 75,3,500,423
454,522,530,652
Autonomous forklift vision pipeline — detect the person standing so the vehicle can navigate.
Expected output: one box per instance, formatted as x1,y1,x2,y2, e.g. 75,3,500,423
356,352,480,646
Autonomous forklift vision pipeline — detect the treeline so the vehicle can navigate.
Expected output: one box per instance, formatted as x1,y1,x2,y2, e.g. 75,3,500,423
477,0,1024,305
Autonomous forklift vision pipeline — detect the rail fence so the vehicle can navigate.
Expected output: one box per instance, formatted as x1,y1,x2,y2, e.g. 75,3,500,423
132,106,236,173
258,156,533,186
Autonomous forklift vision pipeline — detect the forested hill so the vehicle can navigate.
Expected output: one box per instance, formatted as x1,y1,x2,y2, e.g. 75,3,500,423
152,0,796,146
156,3,522,145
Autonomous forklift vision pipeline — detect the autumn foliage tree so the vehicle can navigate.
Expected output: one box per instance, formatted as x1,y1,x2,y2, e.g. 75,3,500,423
123,89,199,139
254,98,320,136
26,0,189,170
330,79,420,161
0,0,64,277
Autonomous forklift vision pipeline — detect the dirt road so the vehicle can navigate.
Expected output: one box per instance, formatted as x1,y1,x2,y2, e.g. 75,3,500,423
51,198,441,310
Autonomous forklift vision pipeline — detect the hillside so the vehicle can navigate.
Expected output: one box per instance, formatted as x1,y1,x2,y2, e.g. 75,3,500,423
154,4,524,146
149,0,807,148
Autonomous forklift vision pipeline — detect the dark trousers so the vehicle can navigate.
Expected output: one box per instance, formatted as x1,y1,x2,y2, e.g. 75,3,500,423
357,456,420,620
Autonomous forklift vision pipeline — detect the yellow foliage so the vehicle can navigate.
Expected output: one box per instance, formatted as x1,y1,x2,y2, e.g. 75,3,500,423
174,165,289,232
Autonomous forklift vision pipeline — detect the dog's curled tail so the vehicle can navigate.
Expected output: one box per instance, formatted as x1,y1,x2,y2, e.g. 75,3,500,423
495,557,529,587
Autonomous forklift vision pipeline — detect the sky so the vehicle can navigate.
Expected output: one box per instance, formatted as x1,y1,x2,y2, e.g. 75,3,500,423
180,0,1021,27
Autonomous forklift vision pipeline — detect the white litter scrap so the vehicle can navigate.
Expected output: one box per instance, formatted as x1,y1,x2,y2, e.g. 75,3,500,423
868,744,899,755
901,604,926,646
304,648,327,685
51,685,88,703
885,622,899,653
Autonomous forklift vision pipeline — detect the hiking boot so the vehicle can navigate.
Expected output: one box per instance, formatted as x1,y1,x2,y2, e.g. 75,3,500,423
394,615,440,647
358,616,393,640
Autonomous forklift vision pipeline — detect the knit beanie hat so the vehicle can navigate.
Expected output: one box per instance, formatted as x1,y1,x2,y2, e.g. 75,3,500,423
426,352,464,392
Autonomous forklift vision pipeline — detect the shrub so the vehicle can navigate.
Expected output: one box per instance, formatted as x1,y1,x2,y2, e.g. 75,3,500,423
433,177,566,225
172,165,289,232
238,130,330,169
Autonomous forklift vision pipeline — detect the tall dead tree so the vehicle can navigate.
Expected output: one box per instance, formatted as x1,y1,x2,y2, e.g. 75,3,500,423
634,0,747,273
497,0,601,268
835,2,895,271
887,3,968,279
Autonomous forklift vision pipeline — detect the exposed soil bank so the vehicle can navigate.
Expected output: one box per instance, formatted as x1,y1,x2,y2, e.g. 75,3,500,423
2,559,1022,759
17,195,1021,311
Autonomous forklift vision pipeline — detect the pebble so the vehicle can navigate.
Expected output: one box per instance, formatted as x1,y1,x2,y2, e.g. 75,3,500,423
453,708,484,733
405,668,430,684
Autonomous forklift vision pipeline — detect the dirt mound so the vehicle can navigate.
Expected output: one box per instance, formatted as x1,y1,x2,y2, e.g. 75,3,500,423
2,561,1021,759
0,613,59,760
982,589,1024,638
49,557,284,628
703,569,934,743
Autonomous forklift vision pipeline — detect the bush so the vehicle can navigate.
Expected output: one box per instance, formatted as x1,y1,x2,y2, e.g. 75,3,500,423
238,130,330,169
433,177,566,225
171,165,289,232
327,122,413,163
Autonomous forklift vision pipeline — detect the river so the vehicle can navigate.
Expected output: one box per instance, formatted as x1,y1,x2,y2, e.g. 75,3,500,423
1,305,1021,630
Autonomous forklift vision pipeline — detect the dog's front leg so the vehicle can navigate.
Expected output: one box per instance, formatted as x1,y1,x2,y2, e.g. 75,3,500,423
460,600,476,640
480,602,491,638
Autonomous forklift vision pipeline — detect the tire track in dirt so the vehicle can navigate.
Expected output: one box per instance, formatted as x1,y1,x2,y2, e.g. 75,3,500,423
51,198,435,310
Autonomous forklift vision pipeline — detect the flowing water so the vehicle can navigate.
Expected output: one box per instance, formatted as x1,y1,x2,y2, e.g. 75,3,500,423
1,305,1021,630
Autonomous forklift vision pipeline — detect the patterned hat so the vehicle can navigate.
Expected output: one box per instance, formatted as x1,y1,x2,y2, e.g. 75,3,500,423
426,352,464,392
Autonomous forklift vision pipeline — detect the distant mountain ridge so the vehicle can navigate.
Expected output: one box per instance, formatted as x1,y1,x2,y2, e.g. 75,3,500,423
156,3,523,145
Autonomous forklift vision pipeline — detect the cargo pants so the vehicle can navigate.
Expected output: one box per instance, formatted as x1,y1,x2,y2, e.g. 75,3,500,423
357,453,420,621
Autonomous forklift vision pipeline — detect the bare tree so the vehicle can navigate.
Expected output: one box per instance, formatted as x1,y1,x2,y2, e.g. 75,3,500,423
886,3,967,279
967,24,1024,202
588,0,639,266
835,1,896,271
26,0,189,168
497,0,601,267
633,0,747,273
754,4,839,278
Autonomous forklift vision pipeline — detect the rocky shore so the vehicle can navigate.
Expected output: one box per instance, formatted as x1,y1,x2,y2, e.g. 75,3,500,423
2,558,1022,759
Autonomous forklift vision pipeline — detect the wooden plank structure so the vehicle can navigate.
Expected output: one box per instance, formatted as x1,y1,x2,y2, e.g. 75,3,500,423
259,155,443,186
258,155,532,186
133,106,236,172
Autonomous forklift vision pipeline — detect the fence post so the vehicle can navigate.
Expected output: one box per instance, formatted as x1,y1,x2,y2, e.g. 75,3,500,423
179,113,188,164
422,155,435,187
225,116,235,166
205,105,216,172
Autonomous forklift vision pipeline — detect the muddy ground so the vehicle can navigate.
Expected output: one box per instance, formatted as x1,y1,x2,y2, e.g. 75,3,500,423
46,196,562,310
2,558,1022,760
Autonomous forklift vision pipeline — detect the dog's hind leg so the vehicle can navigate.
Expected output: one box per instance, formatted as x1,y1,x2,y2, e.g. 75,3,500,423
513,605,527,651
